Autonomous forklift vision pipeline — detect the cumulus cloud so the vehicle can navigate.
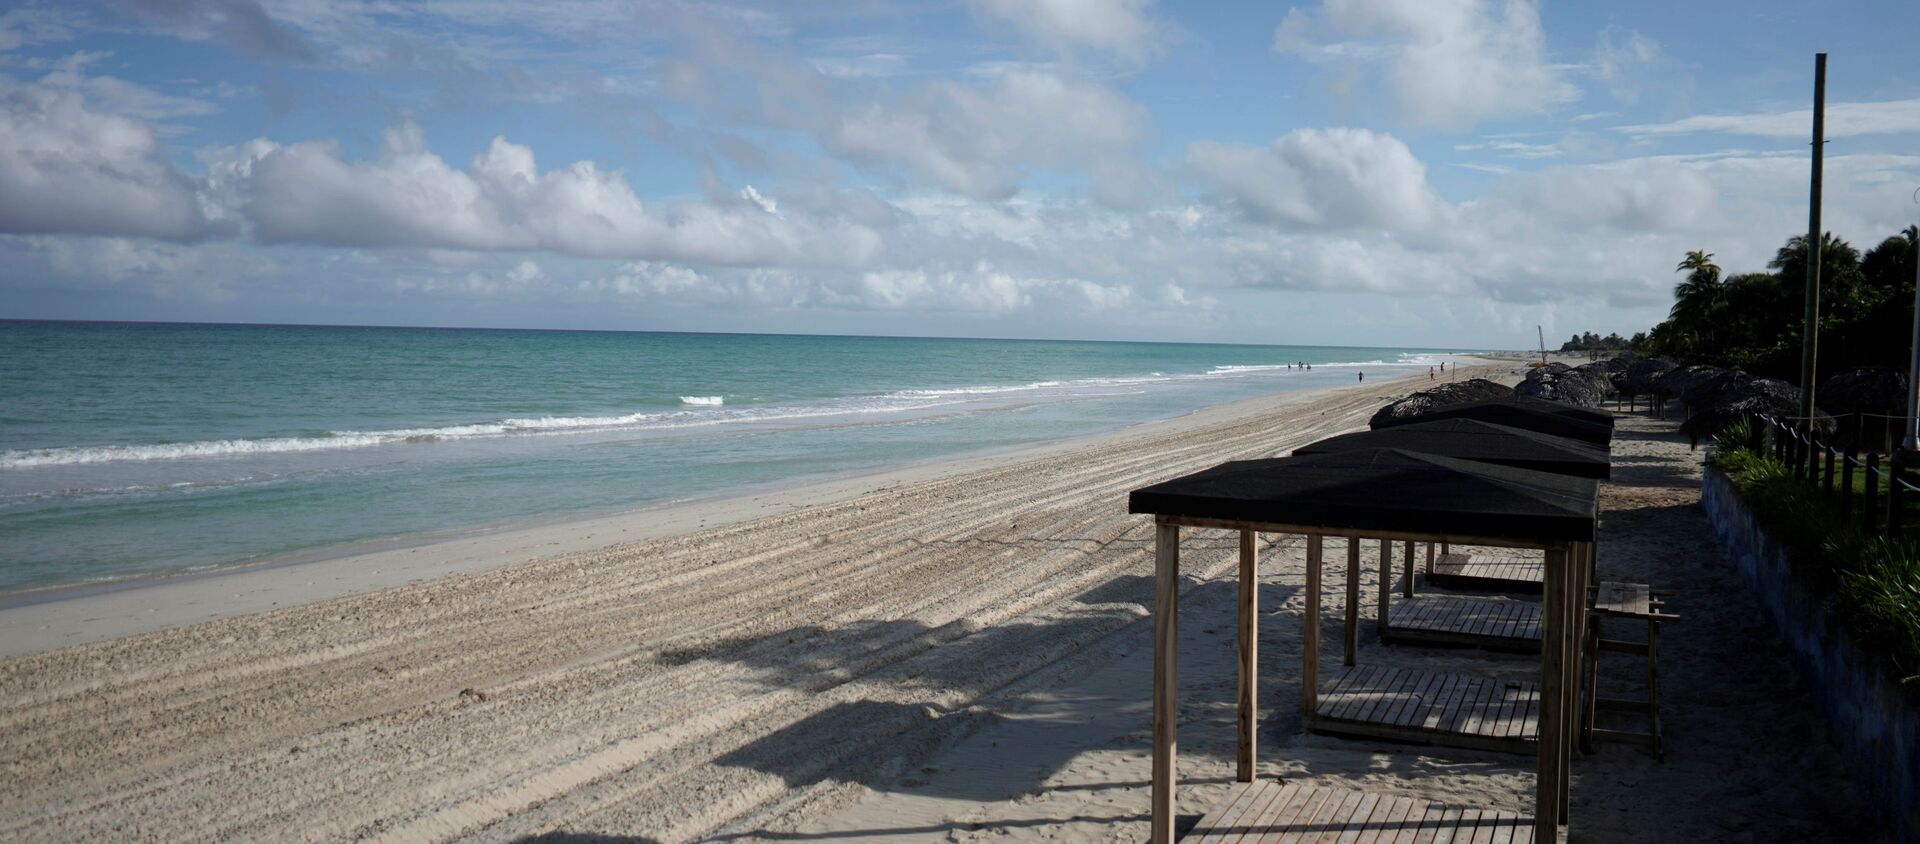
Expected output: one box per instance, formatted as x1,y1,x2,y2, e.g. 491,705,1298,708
966,0,1172,63
1615,98,1920,140
1273,0,1577,130
0,77,218,239
219,123,883,267
1186,128,1446,231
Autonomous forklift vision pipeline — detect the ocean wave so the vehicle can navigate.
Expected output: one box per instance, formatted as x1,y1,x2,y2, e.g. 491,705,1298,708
2,357,1455,469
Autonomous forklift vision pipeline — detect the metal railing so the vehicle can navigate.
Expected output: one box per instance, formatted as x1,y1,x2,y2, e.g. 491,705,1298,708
1753,414,1917,536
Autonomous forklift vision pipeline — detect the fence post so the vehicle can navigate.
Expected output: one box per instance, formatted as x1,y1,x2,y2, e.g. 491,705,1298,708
1841,447,1856,520
1864,453,1881,535
1892,451,1908,535
1823,443,1836,500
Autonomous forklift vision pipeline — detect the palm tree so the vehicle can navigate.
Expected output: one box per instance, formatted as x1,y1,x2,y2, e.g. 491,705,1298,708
1671,249,1722,352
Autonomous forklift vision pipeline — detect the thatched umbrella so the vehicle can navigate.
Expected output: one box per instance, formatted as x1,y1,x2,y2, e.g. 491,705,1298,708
1680,377,1824,444
1368,378,1514,427
1658,364,1723,399
1514,365,1609,407
1619,357,1678,410
1817,366,1909,450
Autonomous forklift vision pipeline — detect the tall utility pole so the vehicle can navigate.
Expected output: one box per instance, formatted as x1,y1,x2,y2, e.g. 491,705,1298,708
1798,53,1827,435
1907,212,1919,451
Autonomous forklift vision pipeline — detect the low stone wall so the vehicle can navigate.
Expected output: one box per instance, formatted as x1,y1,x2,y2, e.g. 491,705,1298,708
1702,466,1919,843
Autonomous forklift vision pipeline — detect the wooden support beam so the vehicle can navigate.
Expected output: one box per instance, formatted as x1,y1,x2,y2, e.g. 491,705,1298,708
1344,537,1360,666
1425,540,1436,575
1237,530,1258,783
1535,546,1568,840
1402,540,1415,598
1152,521,1179,844
1378,538,1392,637
1304,535,1323,716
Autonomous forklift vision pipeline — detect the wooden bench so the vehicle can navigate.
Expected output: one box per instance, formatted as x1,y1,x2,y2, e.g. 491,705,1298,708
1582,580,1677,760
1429,551,1545,593
1381,594,1542,652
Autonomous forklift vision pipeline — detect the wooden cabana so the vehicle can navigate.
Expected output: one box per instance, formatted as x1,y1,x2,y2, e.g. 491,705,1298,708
1128,448,1599,843
1293,418,1611,480
1294,418,1610,647
1371,399,1614,447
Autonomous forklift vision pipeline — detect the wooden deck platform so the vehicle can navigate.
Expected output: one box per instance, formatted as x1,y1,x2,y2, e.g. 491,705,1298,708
1430,553,1543,593
1309,664,1540,754
1382,595,1542,652
1186,781,1540,843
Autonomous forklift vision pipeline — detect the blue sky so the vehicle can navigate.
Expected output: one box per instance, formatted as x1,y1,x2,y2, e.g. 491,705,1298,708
1,0,1916,348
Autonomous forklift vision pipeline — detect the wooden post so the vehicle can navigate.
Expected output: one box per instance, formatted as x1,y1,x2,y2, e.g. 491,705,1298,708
1378,538,1391,636
1304,535,1323,717
1820,441,1835,502
1892,452,1908,535
1402,540,1415,598
1344,537,1360,666
1842,447,1856,520
1536,546,1569,839
1425,540,1436,575
1151,521,1179,844
1866,453,1882,535
1236,530,1258,783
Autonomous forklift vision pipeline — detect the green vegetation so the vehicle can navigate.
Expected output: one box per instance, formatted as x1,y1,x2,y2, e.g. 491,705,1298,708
1556,331,1640,353
1641,226,1919,377
1710,434,1920,683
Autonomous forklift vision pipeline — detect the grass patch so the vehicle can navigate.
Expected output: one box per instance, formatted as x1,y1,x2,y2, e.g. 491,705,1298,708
1710,436,1920,683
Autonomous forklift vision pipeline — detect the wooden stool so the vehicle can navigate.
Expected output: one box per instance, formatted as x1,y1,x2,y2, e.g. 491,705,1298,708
1582,581,1678,759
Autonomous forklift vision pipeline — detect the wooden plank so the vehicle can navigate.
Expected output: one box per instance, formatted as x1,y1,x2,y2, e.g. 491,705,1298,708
1190,781,1263,844
1270,785,1337,844
1152,520,1178,844
1305,535,1322,717
1346,538,1361,667
1215,781,1298,844
1259,783,1326,844
1239,530,1259,783
1370,795,1416,844
1335,792,1384,844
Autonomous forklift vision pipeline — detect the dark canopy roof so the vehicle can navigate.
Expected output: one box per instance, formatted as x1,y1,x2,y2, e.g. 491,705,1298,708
1370,398,1613,446
1129,447,1598,543
1293,418,1611,479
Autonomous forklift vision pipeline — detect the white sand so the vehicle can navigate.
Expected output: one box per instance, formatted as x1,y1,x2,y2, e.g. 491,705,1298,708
0,363,1869,842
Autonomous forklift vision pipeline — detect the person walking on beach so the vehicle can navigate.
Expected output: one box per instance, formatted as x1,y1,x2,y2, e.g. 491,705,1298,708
1429,366,1435,380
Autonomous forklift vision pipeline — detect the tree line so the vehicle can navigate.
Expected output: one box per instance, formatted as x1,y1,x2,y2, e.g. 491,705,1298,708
1560,226,1917,379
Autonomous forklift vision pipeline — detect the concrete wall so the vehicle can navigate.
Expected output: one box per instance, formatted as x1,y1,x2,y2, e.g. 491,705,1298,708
1703,467,1920,843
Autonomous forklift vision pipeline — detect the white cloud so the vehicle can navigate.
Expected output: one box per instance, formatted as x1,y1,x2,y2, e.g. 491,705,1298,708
1587,27,1659,104
30,51,218,122
1187,128,1446,231
0,77,217,239
1273,0,1577,130
966,0,1172,63
221,123,883,267
0,4,81,51
828,68,1149,199
1615,98,1920,139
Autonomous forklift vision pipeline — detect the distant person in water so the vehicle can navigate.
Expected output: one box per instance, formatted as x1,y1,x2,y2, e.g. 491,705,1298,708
1357,371,1364,382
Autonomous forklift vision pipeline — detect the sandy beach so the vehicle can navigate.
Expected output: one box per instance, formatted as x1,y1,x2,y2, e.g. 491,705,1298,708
0,363,1869,842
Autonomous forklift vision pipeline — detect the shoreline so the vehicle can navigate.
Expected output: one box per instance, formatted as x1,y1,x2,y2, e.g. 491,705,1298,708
0,361,1502,658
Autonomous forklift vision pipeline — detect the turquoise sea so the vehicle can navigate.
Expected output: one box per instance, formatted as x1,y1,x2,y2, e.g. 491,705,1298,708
0,321,1469,593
